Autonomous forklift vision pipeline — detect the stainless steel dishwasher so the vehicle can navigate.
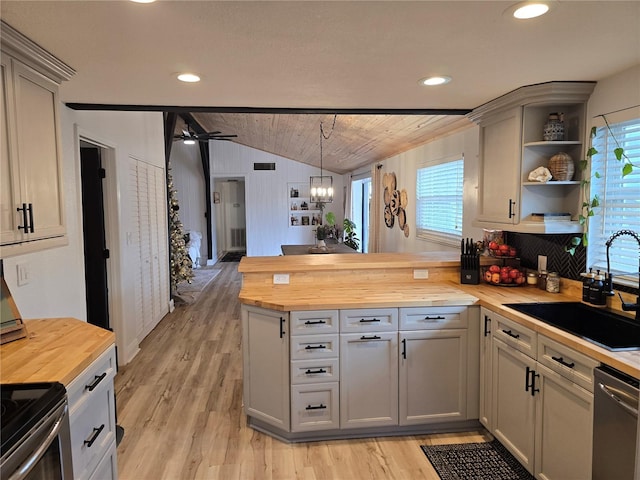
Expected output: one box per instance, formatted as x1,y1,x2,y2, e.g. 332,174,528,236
592,365,639,480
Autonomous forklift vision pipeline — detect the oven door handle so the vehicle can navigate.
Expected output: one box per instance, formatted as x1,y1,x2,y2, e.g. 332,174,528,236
9,404,68,480
598,382,639,418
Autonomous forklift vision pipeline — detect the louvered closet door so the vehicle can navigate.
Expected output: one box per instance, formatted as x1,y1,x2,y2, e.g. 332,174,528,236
152,167,169,319
128,159,145,340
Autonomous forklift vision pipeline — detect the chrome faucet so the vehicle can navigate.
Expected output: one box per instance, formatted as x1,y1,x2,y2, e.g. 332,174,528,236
605,229,640,321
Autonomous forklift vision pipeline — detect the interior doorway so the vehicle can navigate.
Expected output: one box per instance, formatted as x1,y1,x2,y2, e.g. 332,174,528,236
213,177,247,257
79,140,110,330
350,175,372,253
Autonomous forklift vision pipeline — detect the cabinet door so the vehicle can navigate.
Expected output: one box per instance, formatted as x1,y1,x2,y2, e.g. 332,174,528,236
242,306,290,431
535,364,593,480
340,332,398,429
12,61,65,240
477,108,521,224
399,329,467,425
479,308,493,430
0,56,22,245
492,337,536,473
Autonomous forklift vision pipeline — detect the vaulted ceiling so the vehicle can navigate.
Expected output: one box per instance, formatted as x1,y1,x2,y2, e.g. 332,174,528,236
2,1,639,173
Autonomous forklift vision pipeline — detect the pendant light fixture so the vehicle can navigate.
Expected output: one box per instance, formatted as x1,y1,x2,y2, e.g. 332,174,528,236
310,116,335,204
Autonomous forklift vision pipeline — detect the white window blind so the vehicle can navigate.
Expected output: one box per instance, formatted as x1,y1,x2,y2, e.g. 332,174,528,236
588,117,640,286
416,157,464,246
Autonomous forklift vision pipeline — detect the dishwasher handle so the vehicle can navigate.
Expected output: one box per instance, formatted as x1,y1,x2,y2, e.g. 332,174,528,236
598,382,639,418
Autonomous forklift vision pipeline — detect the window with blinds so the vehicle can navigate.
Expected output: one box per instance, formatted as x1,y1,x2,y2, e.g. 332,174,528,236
416,157,464,246
587,117,640,286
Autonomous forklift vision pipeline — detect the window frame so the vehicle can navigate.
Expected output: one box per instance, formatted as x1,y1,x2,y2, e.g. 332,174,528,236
415,154,464,248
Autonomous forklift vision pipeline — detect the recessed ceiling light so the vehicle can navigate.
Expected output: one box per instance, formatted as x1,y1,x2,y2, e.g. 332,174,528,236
512,2,550,19
419,76,452,86
177,73,201,83
130,0,156,3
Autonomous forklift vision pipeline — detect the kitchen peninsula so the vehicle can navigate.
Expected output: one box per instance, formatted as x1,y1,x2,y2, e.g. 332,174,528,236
238,252,639,477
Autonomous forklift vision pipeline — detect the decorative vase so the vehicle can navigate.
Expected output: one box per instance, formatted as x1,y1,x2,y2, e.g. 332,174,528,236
548,152,575,181
543,113,565,141
316,239,326,247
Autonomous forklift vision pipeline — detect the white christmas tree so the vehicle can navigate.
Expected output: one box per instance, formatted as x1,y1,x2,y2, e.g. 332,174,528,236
167,164,193,293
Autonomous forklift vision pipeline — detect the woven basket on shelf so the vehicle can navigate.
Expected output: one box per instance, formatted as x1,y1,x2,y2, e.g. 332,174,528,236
548,152,575,181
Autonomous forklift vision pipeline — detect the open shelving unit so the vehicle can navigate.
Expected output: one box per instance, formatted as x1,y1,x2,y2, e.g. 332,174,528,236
288,182,323,228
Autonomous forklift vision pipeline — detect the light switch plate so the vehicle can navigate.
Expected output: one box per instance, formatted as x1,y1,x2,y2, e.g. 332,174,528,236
273,273,290,285
17,263,30,286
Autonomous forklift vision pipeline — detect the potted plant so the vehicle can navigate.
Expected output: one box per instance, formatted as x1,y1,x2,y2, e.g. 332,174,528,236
343,218,360,251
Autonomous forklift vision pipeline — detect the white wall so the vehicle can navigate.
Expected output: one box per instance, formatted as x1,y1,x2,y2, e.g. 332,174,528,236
3,107,166,366
376,125,482,253
588,64,640,122
171,142,207,265
210,141,344,257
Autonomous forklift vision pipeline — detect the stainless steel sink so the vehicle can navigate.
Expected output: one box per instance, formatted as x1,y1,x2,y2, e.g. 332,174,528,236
503,302,640,351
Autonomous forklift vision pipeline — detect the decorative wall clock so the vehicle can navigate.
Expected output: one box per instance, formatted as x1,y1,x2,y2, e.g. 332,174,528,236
382,172,410,237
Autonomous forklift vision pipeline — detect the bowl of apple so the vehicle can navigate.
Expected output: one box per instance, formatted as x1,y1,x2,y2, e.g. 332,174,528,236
483,264,526,287
487,241,517,258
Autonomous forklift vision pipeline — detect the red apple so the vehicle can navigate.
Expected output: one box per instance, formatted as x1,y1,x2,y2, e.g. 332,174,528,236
485,271,493,282
489,265,501,273
515,276,526,285
499,244,510,252
491,273,501,284
488,241,499,250
509,248,517,257
509,269,520,279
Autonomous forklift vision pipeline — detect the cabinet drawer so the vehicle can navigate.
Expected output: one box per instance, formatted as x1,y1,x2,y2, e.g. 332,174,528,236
291,358,340,385
291,383,339,432
340,308,398,333
493,314,537,359
290,310,339,335
89,440,117,480
67,345,117,414
291,334,339,360
69,373,116,480
537,335,599,392
400,306,468,330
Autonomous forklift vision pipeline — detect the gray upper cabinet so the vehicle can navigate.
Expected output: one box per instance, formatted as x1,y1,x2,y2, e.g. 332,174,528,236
0,21,74,256
468,81,596,234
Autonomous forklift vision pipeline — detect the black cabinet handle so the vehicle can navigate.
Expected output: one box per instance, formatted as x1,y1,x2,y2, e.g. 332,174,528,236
531,370,540,396
525,366,532,392
27,203,34,232
305,404,327,410
305,368,327,375
84,424,105,448
502,329,520,339
551,356,575,369
279,317,286,339
423,315,445,321
359,318,381,323
17,203,29,232
360,335,381,340
401,338,406,359
508,199,516,219
304,320,327,325
484,315,491,337
305,344,327,350
85,372,107,392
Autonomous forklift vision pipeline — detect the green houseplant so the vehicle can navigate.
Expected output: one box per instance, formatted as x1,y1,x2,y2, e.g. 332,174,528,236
343,218,360,251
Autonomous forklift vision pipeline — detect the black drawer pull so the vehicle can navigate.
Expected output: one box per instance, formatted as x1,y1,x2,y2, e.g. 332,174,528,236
502,329,520,340
85,372,107,392
304,320,327,325
305,368,327,375
551,356,575,369
423,315,446,321
360,335,381,340
305,404,327,410
305,344,327,350
359,318,381,323
484,315,491,337
84,424,105,448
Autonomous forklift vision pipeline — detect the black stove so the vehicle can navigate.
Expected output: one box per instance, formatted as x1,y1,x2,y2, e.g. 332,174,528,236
1,382,67,455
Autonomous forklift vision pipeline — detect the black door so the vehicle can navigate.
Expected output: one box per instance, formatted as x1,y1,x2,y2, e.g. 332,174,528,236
80,144,110,330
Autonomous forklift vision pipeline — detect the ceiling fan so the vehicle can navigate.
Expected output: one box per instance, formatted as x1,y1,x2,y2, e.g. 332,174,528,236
174,124,237,144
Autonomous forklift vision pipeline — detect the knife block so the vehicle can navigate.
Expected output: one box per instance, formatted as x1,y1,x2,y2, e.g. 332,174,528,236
460,254,480,285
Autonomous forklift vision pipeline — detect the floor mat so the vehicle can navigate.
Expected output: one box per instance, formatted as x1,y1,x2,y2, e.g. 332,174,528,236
421,439,535,480
220,251,245,262
174,267,221,304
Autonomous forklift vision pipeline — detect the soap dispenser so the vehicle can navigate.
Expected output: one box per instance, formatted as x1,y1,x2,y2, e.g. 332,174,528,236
582,268,595,302
589,271,606,306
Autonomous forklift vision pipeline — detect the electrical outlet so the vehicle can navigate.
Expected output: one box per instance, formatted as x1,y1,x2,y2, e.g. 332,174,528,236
273,273,290,285
538,255,548,272
413,269,429,279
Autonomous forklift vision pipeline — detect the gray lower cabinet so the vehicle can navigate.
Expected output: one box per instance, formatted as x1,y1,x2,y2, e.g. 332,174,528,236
242,304,475,439
479,307,493,430
242,305,290,431
486,307,596,479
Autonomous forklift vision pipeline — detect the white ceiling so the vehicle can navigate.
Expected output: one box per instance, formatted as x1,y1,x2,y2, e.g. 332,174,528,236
2,1,639,171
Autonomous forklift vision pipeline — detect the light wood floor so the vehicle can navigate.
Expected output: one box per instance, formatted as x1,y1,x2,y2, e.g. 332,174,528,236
114,261,490,480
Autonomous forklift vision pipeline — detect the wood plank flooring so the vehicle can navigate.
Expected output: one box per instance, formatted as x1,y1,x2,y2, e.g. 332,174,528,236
114,262,489,480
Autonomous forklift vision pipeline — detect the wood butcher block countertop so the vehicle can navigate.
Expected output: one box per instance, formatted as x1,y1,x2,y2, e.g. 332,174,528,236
239,252,640,379
1,318,115,386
